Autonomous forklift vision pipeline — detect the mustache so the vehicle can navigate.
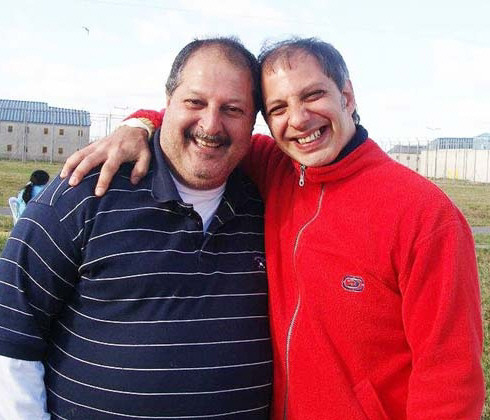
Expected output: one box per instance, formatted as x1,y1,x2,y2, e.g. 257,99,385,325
185,128,231,145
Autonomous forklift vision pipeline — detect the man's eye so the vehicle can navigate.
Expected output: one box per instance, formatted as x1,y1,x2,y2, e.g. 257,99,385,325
185,99,204,107
304,90,325,101
224,106,243,115
268,106,286,116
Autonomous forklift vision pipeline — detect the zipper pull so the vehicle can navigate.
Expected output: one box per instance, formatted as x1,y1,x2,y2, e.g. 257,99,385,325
299,164,306,187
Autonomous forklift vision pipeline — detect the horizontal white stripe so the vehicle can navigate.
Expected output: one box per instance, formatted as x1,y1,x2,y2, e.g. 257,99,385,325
0,258,63,302
48,388,269,419
0,302,33,317
106,188,152,194
80,249,264,271
60,172,101,198
17,218,78,267
209,231,263,236
79,291,267,302
58,322,270,347
79,249,198,270
0,324,43,340
48,363,271,396
81,206,180,228
81,270,265,282
60,195,96,222
88,228,202,243
51,341,272,372
29,301,53,318
0,279,25,292
51,410,69,420
66,305,267,324
8,238,75,288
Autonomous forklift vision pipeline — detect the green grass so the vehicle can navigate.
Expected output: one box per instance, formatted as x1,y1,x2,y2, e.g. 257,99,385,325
433,179,490,226
0,160,63,207
475,234,490,247
0,216,12,252
478,249,490,419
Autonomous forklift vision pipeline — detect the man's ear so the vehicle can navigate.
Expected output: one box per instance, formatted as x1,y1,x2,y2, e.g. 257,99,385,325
342,80,356,113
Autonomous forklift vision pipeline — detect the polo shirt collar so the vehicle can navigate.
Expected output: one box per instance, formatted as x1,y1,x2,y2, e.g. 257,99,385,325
150,129,252,214
151,129,182,203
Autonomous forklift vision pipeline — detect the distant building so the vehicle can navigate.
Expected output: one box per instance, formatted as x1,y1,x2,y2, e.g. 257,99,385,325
387,133,490,182
387,144,426,172
0,99,91,162
428,134,490,150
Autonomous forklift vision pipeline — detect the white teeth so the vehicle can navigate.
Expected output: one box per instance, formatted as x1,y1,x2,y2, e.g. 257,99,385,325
195,137,220,148
297,129,321,144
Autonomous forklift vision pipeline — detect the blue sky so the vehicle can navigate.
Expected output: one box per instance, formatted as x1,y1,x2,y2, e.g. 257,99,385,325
1,0,489,144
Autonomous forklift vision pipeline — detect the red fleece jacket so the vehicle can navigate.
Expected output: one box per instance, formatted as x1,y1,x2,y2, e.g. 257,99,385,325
127,110,484,419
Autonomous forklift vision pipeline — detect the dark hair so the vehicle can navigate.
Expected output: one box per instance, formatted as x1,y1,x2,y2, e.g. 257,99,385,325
22,170,49,203
258,37,360,124
165,36,261,115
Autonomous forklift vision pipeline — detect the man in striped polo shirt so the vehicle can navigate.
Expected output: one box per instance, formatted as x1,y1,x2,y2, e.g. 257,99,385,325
0,37,272,419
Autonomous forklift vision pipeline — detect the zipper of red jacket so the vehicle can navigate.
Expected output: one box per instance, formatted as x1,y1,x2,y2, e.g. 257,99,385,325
283,177,326,420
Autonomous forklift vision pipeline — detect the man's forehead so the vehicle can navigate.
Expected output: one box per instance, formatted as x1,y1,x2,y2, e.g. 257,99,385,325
179,50,253,98
262,49,319,75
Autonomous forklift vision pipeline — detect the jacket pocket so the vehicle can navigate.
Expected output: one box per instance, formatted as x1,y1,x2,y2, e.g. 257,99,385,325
353,379,389,420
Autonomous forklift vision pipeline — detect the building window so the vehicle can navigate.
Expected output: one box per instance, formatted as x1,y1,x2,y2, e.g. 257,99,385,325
59,129,64,135
6,145,12,152
407,156,410,161
26,126,29,133
42,146,48,154
7,125,13,132
24,146,28,152
78,129,83,136
58,147,63,155
44,128,49,135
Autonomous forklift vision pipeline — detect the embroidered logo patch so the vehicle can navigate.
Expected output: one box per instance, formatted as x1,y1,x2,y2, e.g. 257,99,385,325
254,256,266,270
341,275,365,292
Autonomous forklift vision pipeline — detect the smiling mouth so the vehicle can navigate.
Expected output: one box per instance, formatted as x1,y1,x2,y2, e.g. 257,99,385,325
195,137,221,148
295,127,326,145
185,130,230,149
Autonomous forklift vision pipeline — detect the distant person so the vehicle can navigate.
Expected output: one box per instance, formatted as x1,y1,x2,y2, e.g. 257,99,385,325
62,37,484,419
16,169,50,216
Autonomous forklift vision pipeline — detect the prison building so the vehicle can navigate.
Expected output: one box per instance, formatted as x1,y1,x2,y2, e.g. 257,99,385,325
0,99,91,162
428,134,490,150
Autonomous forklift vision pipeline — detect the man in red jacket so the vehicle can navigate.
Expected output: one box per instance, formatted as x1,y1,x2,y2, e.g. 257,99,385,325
62,37,485,419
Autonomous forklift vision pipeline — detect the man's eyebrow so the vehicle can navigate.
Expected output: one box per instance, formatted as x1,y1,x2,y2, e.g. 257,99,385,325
265,82,327,108
298,82,327,97
185,89,204,97
185,89,249,105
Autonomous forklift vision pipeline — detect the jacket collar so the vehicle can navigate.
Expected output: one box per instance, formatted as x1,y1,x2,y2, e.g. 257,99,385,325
292,126,387,184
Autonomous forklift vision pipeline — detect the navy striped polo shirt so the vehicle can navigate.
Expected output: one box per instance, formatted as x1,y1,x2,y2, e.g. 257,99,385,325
0,133,271,419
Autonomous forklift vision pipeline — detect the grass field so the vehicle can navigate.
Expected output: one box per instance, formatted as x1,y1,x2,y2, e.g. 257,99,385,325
434,179,490,226
0,160,63,206
0,161,489,417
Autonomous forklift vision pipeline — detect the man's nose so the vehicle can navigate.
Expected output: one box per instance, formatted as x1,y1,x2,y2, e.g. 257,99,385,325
288,103,309,131
199,107,222,136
